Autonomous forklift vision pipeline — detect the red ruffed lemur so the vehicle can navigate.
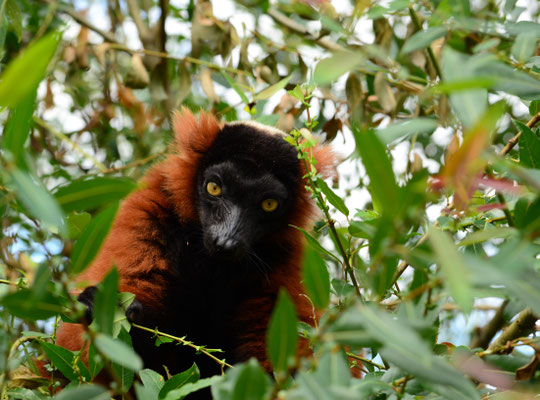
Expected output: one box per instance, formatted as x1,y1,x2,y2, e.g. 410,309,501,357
55,109,334,383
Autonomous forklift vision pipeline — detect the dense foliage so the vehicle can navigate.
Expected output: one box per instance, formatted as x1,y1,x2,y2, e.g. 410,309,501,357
0,0,539,399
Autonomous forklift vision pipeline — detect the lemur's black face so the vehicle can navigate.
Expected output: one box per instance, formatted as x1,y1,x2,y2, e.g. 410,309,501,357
195,122,300,261
197,160,292,259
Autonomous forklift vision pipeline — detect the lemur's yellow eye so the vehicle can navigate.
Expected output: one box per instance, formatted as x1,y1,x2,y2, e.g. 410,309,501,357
206,182,222,196
261,199,278,212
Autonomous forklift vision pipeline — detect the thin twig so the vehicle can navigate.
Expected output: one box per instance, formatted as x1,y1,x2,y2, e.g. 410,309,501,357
95,152,165,175
408,6,443,80
106,43,248,76
346,352,386,370
48,1,119,44
131,323,233,371
267,7,344,51
499,112,540,156
33,116,107,172
470,299,509,350
125,0,152,40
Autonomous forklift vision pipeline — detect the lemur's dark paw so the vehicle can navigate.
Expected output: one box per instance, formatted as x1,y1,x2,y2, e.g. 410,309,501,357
77,286,97,323
126,297,144,324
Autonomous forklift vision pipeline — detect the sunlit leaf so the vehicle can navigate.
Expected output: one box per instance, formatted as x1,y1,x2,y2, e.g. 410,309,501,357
353,127,401,217
376,118,438,144
313,51,364,85
0,32,59,108
2,89,36,168
54,177,137,213
254,75,291,100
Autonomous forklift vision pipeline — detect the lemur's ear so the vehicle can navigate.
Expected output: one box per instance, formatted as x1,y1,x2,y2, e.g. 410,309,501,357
172,107,221,154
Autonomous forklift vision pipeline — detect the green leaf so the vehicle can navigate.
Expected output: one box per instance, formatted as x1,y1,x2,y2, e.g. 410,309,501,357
5,0,22,41
94,333,143,371
159,363,200,400
313,50,364,85
164,376,222,400
88,343,104,379
375,118,438,145
472,38,500,53
114,292,135,337
3,88,37,168
67,212,92,240
401,26,447,54
458,227,517,246
139,369,165,399
313,349,351,387
480,61,540,100
211,359,269,400
221,72,249,104
267,289,298,372
1,289,64,320
254,75,291,101
429,228,473,313
302,245,330,310
316,178,349,216
353,306,479,400
6,388,47,400
112,327,135,392
442,48,487,128
70,203,118,274
230,359,271,400
529,100,540,116
5,168,66,235
54,177,137,213
295,372,334,400
511,32,536,63
39,341,78,381
0,31,59,108
92,268,119,336
353,127,401,217
515,121,540,169
292,225,340,263
288,85,306,103
53,384,110,400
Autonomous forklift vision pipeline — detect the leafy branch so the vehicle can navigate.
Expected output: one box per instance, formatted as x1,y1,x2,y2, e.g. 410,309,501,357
130,323,233,373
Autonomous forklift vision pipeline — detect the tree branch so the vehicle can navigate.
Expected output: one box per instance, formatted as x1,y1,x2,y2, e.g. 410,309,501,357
408,6,443,80
52,2,119,44
125,0,152,41
486,307,538,354
499,112,540,156
267,8,344,52
470,299,509,350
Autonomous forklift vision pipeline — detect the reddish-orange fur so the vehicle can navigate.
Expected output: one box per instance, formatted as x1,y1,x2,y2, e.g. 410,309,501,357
56,109,334,373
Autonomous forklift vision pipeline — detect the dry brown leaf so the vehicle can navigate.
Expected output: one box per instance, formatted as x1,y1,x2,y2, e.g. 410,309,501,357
374,72,396,113
200,68,219,103
125,53,150,89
